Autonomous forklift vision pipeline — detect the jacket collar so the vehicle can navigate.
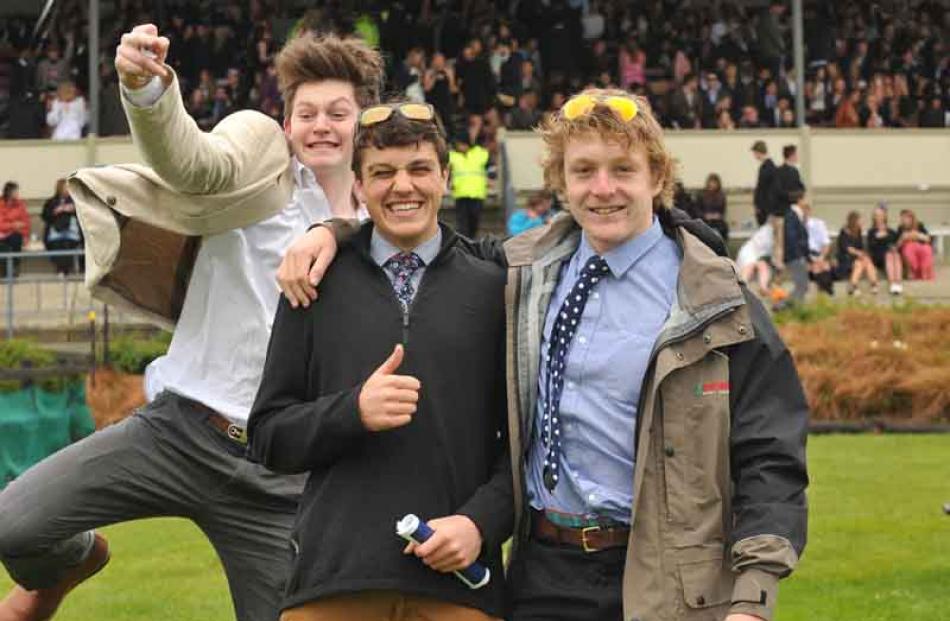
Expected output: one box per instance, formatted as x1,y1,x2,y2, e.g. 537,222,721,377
506,207,744,319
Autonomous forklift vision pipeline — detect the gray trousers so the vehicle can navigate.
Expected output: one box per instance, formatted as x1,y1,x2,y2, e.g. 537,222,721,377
0,391,305,621
786,257,810,304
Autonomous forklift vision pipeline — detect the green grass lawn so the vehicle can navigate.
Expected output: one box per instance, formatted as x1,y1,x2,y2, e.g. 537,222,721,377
1,434,948,620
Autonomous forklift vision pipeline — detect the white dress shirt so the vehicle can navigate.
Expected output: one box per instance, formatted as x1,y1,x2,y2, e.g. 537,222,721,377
128,78,364,426
806,217,830,256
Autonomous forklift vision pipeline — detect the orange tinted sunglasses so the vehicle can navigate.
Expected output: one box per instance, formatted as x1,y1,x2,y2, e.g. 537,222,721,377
561,94,639,122
359,103,436,126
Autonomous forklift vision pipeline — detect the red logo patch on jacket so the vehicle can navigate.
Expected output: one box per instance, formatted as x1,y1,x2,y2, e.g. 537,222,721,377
695,381,730,397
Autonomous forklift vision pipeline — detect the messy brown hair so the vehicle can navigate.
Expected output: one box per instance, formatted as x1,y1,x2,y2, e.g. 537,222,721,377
539,88,675,211
276,32,384,116
352,103,449,178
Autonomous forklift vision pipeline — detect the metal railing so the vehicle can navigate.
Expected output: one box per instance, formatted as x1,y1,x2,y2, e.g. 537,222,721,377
1,249,88,339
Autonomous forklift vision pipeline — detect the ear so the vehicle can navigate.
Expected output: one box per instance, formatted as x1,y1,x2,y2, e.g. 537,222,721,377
441,166,450,192
353,177,367,205
283,114,292,139
651,170,665,199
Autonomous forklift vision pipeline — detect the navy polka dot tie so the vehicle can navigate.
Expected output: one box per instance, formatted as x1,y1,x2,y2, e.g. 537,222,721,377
541,255,611,491
384,252,425,312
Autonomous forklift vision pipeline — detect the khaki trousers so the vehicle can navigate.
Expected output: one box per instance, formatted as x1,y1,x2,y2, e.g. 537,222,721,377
281,591,499,621
770,214,786,270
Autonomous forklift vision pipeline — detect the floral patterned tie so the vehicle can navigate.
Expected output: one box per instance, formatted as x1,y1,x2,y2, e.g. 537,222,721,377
384,252,425,312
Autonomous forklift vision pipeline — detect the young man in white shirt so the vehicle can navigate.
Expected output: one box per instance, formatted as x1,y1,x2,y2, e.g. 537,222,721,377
800,199,835,295
0,25,379,621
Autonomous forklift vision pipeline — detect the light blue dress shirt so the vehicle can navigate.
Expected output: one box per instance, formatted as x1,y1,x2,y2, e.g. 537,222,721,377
370,227,442,305
527,217,682,524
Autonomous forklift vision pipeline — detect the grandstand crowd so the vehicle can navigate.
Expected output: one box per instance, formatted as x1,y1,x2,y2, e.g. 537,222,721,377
0,0,947,141
0,0,944,296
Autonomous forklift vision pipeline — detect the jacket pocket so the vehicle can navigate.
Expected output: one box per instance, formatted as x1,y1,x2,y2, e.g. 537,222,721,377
678,556,732,614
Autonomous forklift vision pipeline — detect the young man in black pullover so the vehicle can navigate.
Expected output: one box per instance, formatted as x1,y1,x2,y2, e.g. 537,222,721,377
246,102,511,621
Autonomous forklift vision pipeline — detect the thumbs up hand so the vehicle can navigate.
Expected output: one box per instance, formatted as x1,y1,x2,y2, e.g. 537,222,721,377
358,345,421,431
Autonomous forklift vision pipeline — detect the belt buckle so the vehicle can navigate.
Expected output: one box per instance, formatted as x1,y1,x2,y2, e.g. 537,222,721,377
581,525,601,553
226,423,248,445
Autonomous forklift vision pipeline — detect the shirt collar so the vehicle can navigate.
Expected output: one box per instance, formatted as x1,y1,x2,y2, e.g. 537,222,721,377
294,157,370,221
292,157,319,190
576,216,664,279
370,227,443,268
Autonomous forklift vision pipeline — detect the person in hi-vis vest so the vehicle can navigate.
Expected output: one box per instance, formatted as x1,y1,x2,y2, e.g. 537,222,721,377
449,133,489,238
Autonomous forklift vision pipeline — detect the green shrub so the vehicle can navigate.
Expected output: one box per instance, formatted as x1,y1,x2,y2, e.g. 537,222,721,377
106,332,171,374
773,295,841,326
0,339,75,393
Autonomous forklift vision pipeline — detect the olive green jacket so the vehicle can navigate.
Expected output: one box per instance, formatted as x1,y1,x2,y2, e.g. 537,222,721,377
503,210,809,621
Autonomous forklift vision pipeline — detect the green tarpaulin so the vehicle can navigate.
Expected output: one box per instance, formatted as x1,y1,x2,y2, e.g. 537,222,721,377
0,382,94,489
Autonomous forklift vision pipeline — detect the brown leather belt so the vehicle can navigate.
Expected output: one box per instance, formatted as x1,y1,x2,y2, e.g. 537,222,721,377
184,397,248,445
531,510,629,553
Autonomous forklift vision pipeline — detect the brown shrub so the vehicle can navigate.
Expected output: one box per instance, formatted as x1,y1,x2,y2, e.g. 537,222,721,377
85,369,146,429
779,307,950,423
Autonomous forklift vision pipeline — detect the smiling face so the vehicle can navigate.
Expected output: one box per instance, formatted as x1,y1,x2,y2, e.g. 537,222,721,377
563,134,661,254
356,142,447,251
284,80,358,174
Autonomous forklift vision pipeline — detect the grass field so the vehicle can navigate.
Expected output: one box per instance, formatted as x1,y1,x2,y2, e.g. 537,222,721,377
2,434,948,620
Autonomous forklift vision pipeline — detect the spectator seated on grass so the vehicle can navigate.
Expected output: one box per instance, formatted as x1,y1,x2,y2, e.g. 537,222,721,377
836,210,879,296
507,190,553,236
735,222,773,294
867,204,903,295
800,199,834,295
897,209,935,281
0,182,30,279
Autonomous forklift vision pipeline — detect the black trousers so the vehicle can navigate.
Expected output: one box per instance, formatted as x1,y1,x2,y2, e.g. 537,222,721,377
455,197,484,239
0,232,23,278
508,536,626,621
45,238,82,274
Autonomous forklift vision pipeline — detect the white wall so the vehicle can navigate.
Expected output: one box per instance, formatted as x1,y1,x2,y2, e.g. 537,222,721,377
2,129,947,201
0,137,142,200
505,128,950,192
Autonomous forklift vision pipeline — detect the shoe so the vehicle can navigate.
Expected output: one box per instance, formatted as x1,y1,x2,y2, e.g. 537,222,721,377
890,283,903,295
0,534,110,621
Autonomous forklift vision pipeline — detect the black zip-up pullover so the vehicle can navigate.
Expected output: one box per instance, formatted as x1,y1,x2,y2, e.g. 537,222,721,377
247,222,512,616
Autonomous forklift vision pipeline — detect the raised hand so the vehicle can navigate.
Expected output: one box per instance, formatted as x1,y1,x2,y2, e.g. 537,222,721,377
114,23,171,90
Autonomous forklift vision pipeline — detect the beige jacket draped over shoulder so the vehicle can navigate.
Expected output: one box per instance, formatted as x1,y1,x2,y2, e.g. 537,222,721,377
68,71,295,329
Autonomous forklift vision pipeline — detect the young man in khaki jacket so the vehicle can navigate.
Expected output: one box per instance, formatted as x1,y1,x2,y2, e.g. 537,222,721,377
284,90,808,621
0,25,381,621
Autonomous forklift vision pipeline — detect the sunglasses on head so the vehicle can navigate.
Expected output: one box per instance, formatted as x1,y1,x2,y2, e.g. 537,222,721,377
561,93,639,122
359,103,437,127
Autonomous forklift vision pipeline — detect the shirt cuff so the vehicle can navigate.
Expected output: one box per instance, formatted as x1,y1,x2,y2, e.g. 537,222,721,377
120,76,167,108
729,567,779,621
